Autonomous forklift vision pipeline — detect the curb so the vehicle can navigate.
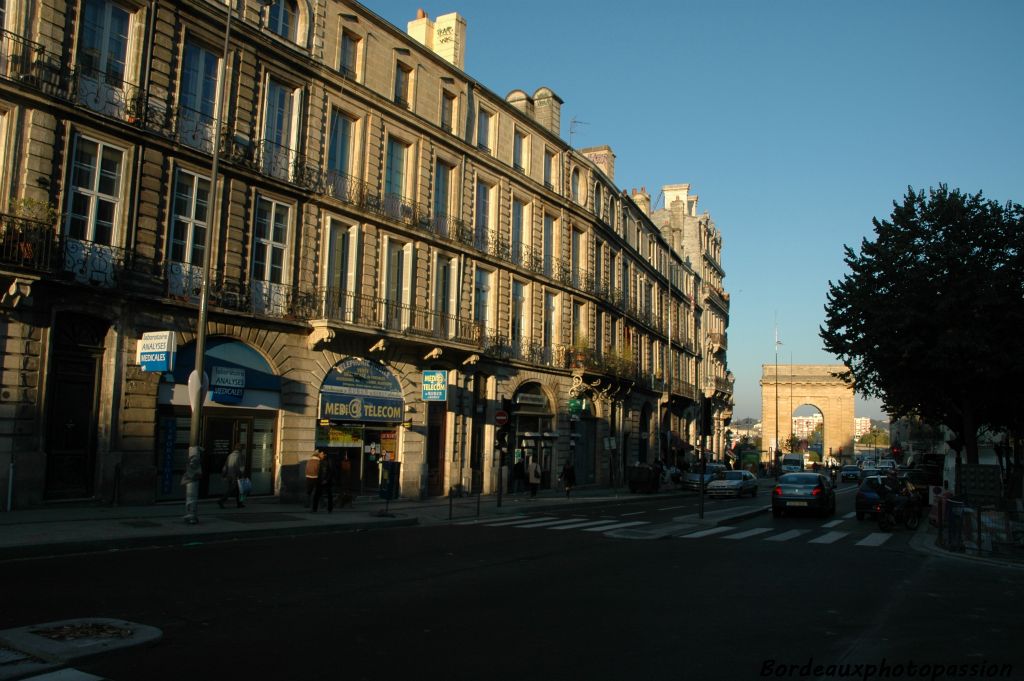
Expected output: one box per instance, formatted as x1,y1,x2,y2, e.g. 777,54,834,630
0,515,418,562
909,523,1024,571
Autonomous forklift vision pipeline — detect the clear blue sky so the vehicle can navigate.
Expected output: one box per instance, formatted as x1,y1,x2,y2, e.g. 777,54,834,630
371,1,1024,422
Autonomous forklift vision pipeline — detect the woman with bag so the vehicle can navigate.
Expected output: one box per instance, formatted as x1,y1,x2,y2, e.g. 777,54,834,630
218,445,246,509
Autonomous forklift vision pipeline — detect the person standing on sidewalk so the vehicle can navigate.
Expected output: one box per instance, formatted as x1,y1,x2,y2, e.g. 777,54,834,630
310,450,335,513
560,459,576,498
218,445,246,509
512,456,526,495
305,450,321,508
527,457,541,498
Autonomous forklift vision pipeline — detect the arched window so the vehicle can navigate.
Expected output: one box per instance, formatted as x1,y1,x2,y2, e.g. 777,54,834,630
571,168,580,202
268,0,298,42
593,183,602,217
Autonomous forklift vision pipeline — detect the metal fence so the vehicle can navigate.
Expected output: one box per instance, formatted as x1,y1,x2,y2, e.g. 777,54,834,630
933,497,1024,560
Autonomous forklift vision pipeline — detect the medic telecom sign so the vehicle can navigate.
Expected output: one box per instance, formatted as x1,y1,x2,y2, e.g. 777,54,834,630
319,358,404,423
137,331,176,372
421,370,448,401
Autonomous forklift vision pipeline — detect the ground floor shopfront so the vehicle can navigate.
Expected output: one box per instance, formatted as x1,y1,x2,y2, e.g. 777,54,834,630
0,305,725,510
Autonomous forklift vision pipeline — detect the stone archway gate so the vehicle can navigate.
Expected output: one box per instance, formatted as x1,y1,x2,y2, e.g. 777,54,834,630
760,364,855,462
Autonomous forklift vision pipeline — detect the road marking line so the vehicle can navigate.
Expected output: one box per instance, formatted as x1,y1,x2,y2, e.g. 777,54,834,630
842,512,856,519
822,520,844,528
808,531,849,544
856,532,894,547
482,516,555,527
547,519,629,530
511,518,587,528
764,529,809,542
620,511,646,517
658,505,689,511
679,526,736,539
722,527,773,540
583,520,650,532
529,518,609,529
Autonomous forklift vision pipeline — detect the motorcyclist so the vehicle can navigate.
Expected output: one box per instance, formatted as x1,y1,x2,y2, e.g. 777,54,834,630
881,469,907,516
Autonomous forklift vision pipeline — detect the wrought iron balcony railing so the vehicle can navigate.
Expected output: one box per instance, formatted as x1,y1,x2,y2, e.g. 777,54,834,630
0,213,57,273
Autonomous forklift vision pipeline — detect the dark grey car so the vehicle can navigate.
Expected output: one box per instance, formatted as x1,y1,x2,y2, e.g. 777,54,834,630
771,472,836,517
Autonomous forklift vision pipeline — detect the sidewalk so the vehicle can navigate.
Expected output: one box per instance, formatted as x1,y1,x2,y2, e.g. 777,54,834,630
0,475,799,560
0,483,715,560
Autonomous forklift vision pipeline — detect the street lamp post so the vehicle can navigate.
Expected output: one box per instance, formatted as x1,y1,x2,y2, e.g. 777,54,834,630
183,0,273,524
774,326,782,478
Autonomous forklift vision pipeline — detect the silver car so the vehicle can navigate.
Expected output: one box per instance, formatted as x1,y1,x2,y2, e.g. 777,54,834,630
683,463,727,490
706,470,759,498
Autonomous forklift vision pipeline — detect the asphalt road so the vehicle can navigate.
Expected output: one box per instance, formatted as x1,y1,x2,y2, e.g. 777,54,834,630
3,485,1020,681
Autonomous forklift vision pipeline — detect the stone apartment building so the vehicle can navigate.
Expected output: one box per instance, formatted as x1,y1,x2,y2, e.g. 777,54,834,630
0,0,732,509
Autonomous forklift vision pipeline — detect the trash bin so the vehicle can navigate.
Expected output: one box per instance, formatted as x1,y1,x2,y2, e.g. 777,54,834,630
379,461,401,501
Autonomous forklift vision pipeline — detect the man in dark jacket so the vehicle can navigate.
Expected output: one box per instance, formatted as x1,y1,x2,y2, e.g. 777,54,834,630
310,450,335,513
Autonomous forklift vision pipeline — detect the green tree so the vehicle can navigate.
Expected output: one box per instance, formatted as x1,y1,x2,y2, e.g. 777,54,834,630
859,428,889,447
821,185,1024,465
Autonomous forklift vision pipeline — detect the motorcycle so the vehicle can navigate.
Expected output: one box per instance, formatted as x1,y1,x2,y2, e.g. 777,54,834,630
876,492,921,531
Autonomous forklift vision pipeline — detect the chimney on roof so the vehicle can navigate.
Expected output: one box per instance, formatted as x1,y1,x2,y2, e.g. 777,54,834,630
632,186,650,216
533,87,563,137
408,10,466,70
580,145,615,182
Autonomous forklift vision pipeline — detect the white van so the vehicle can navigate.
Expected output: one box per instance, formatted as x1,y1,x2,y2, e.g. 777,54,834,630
781,454,804,473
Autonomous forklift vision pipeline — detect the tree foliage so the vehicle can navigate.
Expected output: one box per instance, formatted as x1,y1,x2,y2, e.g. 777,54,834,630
820,185,1024,464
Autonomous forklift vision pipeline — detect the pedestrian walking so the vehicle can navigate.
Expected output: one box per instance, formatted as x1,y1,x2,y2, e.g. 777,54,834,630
560,459,576,498
310,450,335,513
527,457,541,498
305,450,321,508
512,456,526,495
218,445,246,509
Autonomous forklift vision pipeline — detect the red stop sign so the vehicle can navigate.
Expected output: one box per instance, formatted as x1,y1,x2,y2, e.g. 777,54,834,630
495,410,509,427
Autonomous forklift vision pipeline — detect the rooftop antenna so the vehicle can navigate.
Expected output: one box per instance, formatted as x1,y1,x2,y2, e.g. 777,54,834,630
569,116,589,147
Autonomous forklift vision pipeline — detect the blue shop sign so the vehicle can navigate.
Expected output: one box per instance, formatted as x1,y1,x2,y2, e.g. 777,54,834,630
211,366,245,404
320,358,404,423
138,331,176,372
421,370,448,401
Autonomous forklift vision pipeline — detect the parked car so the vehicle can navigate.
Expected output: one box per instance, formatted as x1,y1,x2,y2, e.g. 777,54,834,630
683,463,727,490
772,472,836,517
707,470,758,498
876,459,897,472
840,465,860,482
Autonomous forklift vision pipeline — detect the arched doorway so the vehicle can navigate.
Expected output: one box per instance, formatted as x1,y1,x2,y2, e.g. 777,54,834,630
157,337,282,501
317,358,405,495
511,383,555,488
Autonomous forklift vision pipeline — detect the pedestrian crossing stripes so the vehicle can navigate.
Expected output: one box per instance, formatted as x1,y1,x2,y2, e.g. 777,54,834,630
459,514,903,547
463,515,651,534
676,525,902,548
808,531,849,544
855,532,894,547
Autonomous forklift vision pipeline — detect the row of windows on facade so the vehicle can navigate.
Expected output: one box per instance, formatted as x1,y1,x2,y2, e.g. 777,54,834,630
62,128,701,366
63,0,671,269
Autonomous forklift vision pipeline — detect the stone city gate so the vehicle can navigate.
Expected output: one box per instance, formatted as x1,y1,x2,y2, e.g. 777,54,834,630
760,364,855,462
